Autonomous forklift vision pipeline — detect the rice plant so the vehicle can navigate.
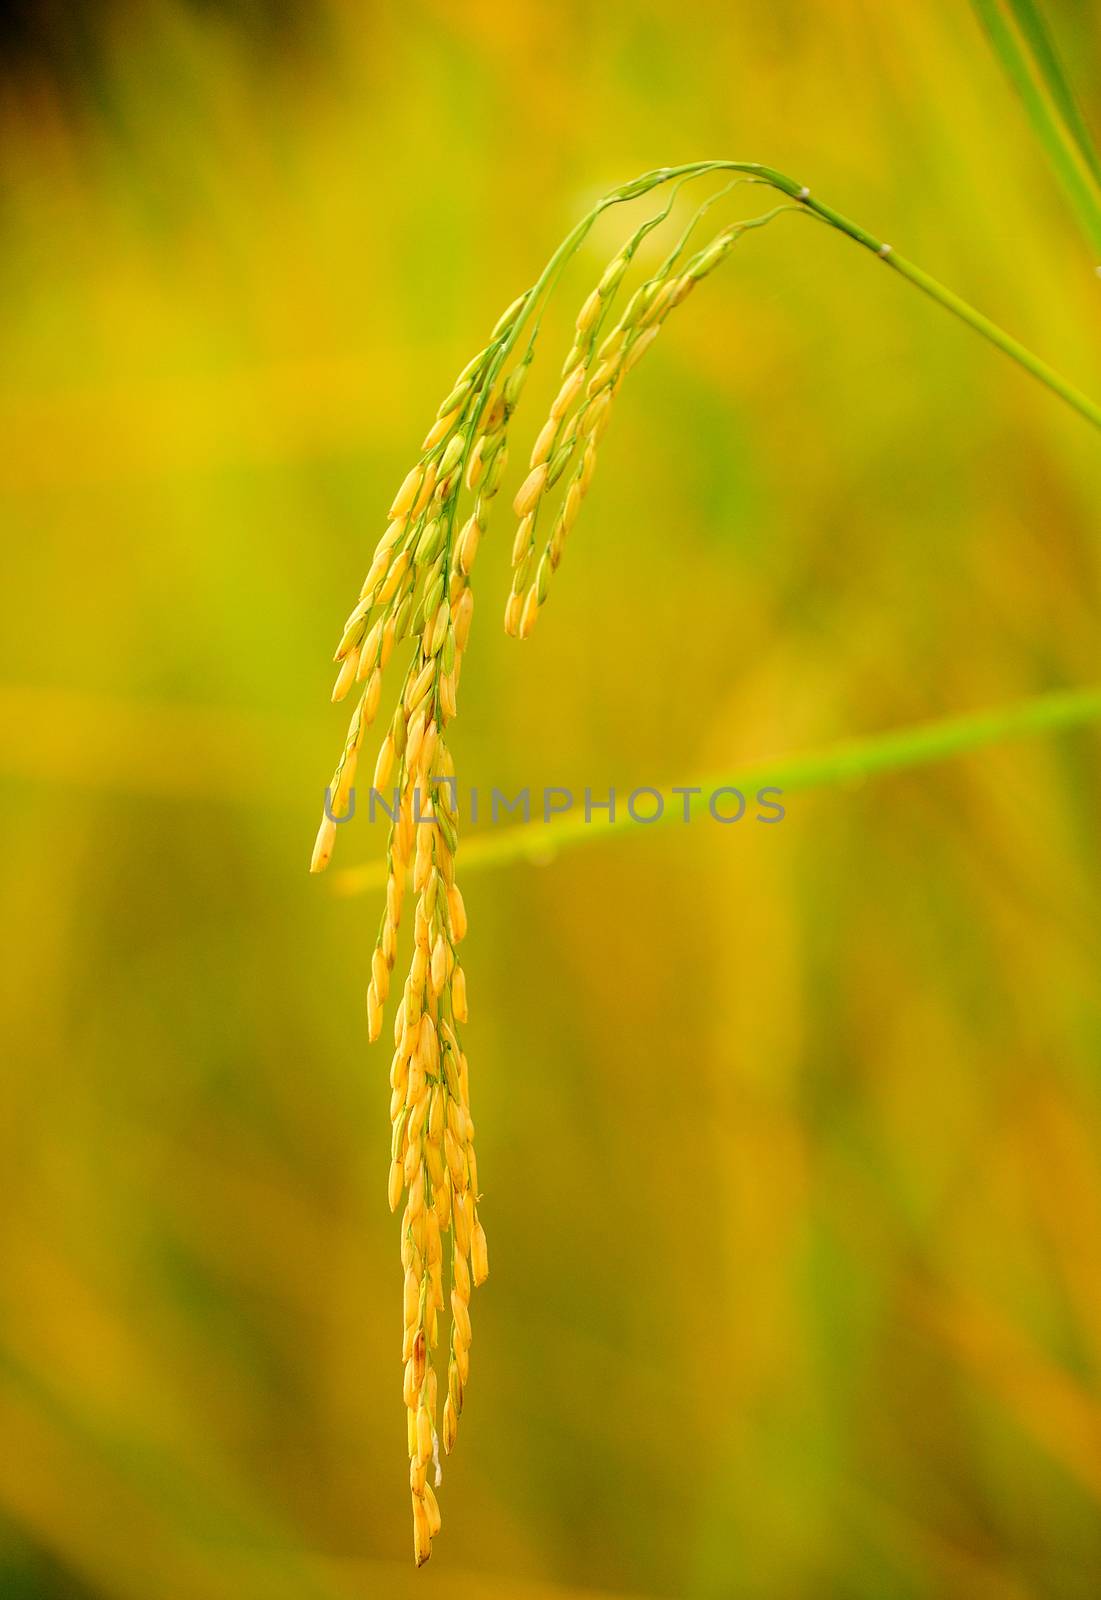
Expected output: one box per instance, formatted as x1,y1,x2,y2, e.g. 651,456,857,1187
310,159,1101,1564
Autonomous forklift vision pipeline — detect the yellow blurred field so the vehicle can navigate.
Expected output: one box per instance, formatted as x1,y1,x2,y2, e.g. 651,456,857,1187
2,2,1100,1595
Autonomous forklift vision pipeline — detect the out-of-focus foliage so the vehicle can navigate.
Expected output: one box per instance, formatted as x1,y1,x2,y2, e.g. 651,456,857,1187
2,2,1101,1595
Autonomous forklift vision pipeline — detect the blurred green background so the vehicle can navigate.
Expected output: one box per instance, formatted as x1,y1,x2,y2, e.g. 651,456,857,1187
3,1,1101,1595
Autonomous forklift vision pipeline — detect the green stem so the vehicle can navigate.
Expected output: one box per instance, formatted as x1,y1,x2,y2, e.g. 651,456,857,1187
507,160,1101,435
332,685,1101,892
762,169,1101,433
884,250,1101,428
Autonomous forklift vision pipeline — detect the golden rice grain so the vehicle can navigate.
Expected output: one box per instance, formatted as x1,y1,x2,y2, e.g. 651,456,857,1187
309,814,336,875
513,461,548,518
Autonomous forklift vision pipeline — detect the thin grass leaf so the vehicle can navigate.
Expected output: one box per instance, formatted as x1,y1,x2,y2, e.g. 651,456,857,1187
332,686,1101,893
1005,0,1101,185
972,0,1101,256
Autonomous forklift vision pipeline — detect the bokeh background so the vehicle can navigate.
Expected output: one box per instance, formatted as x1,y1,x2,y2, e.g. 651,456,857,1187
3,1,1101,1595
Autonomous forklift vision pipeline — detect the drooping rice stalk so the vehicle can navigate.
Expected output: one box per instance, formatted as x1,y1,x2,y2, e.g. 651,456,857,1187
311,160,1101,1565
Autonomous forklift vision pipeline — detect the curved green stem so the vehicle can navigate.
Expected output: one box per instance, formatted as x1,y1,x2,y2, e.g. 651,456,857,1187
507,160,1101,435
781,174,1101,429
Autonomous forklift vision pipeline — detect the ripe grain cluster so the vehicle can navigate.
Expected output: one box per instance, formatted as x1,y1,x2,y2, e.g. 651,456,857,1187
312,165,806,1564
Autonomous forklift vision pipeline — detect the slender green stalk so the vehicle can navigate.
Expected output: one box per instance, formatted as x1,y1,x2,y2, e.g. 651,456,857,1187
502,161,1101,435
882,251,1101,428
738,165,1101,432
332,686,1101,893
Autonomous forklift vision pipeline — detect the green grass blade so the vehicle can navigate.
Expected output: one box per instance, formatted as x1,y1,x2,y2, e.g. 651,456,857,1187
972,0,1101,255
1005,0,1101,185
332,686,1101,892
